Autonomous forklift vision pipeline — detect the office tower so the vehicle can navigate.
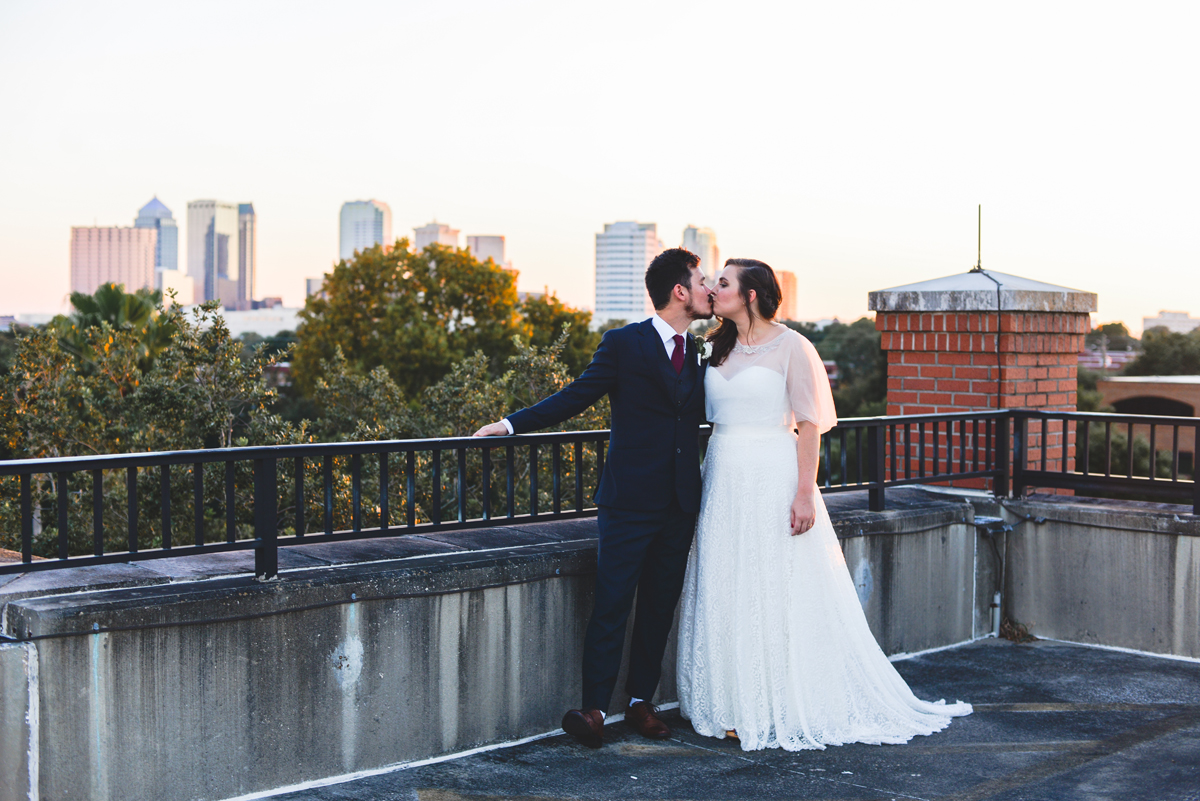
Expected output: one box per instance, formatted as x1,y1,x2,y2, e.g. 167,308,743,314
594,221,663,325
134,196,179,272
238,204,257,305
187,200,240,305
70,226,157,296
339,200,393,262
306,277,325,298
414,221,460,251
777,270,798,321
466,235,506,265
682,226,720,278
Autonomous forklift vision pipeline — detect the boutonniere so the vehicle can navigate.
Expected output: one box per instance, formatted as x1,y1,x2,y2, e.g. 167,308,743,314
694,335,713,365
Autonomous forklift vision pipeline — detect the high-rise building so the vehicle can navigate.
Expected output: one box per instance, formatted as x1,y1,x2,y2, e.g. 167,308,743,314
466,235,506,266
187,200,241,306
305,277,325,298
339,200,392,262
70,226,157,296
134,196,178,272
682,226,719,278
238,204,257,306
414,221,460,251
594,221,663,325
777,270,798,321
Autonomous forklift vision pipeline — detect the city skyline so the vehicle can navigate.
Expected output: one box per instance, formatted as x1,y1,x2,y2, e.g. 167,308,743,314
1,2,1197,334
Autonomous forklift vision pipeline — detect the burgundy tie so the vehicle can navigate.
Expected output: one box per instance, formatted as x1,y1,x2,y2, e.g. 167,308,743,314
671,334,685,374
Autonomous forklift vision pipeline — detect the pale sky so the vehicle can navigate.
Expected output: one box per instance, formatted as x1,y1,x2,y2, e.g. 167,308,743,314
1,1,1196,334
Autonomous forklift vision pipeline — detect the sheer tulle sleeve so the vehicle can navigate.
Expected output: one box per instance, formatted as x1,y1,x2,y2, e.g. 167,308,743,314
785,331,838,433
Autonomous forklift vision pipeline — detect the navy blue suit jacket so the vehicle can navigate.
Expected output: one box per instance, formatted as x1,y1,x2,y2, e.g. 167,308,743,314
507,318,706,513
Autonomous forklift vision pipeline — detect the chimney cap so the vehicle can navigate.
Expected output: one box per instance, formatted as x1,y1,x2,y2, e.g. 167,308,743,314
868,269,1097,314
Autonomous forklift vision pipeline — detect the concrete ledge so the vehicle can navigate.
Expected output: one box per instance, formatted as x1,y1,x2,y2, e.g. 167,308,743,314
1004,496,1200,659
0,500,981,801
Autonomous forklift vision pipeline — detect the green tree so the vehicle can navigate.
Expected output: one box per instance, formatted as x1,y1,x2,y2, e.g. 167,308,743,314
520,293,600,376
1085,321,1139,352
814,317,887,418
293,241,528,398
1124,327,1200,376
783,319,828,348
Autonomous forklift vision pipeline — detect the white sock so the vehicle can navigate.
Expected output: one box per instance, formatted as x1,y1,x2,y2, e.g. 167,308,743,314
628,697,643,707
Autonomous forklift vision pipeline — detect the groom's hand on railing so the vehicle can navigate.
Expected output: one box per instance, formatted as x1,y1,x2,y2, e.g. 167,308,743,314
472,421,510,437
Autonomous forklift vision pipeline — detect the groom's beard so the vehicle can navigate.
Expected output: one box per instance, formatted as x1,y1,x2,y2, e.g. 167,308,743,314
686,294,715,321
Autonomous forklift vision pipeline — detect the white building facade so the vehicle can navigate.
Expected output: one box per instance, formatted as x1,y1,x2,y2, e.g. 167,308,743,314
682,225,719,278
339,200,392,262
594,221,663,326
70,226,157,296
1143,311,1200,335
414,221,460,251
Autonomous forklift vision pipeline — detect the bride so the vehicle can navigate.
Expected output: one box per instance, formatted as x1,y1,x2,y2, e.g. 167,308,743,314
677,258,972,751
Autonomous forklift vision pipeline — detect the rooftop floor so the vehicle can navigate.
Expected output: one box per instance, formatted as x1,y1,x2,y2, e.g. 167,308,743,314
270,638,1200,801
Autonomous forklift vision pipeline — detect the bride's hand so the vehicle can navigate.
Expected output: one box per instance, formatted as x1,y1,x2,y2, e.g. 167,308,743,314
790,487,817,536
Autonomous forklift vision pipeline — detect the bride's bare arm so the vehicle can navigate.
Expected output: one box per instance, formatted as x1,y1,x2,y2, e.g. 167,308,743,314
790,421,820,535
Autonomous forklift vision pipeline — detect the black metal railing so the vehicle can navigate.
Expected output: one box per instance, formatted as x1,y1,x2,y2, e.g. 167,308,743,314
1014,410,1200,507
0,410,1195,579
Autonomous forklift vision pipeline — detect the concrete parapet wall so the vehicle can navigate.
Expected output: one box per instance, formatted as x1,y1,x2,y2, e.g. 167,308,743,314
1004,498,1200,659
0,642,34,801
0,501,981,801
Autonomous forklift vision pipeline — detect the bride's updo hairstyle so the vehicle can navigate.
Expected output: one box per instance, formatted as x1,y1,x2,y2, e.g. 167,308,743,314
706,258,783,366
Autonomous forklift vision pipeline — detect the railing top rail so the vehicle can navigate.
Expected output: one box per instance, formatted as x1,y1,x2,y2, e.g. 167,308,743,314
0,428,618,475
832,411,1009,427
1013,409,1200,425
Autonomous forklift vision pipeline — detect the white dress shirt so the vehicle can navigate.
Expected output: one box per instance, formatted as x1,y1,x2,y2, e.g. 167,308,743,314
501,314,686,434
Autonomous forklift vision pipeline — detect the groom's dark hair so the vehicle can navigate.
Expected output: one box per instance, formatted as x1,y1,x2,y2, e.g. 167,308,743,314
645,248,701,310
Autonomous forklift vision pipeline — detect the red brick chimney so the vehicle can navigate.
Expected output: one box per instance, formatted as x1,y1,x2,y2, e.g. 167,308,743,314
869,270,1096,480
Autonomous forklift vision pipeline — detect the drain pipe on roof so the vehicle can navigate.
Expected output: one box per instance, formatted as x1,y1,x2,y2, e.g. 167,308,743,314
972,515,1013,637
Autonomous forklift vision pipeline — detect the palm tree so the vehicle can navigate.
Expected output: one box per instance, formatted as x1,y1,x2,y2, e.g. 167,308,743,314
53,283,178,370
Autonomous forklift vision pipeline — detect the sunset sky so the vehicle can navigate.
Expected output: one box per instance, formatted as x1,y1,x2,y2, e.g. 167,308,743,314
1,1,1196,333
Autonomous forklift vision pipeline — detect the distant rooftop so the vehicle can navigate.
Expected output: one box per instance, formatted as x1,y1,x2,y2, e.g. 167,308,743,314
135,196,173,220
1100,375,1200,384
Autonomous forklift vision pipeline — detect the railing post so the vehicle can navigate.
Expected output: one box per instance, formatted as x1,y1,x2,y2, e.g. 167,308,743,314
1011,412,1027,498
995,413,1011,499
869,421,886,512
254,457,278,580
1194,423,1200,515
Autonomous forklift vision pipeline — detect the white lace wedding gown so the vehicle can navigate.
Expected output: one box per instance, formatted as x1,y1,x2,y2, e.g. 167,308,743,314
678,326,972,751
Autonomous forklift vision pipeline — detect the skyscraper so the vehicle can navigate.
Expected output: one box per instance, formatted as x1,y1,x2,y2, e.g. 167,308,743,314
187,200,240,305
594,221,663,325
70,226,157,296
238,203,257,305
466,235,508,265
777,270,798,321
134,196,178,271
682,226,719,278
339,200,392,261
414,221,460,251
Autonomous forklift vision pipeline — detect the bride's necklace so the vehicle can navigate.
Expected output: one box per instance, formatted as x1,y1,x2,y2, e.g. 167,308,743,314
734,323,782,354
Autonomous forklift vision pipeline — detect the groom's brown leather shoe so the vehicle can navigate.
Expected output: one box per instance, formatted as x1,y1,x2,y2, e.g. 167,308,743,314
626,701,671,739
561,708,605,748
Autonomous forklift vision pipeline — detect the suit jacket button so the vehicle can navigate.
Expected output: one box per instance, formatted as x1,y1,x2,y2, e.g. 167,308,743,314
676,448,682,454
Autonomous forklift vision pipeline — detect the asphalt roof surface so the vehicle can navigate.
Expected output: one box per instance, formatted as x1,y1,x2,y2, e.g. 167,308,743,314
269,638,1200,801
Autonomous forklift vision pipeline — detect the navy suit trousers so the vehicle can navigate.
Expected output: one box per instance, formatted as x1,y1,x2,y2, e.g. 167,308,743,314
582,499,697,712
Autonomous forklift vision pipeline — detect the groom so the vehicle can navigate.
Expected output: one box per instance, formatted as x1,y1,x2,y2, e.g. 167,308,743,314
473,248,713,747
